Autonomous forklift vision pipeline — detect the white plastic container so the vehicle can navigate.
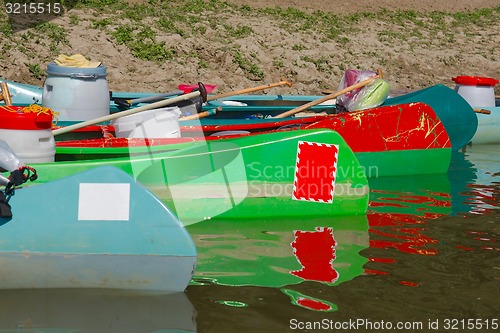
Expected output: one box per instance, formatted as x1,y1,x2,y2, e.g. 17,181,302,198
452,76,498,107
0,106,55,163
42,62,110,121
111,107,182,138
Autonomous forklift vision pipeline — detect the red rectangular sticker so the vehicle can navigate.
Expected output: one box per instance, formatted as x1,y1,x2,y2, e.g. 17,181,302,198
292,141,339,203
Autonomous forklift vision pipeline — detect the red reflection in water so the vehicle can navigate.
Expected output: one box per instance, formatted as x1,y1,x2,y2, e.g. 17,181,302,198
369,190,452,209
296,297,334,311
290,227,339,283
364,269,389,275
455,245,475,251
368,213,439,256
399,281,420,287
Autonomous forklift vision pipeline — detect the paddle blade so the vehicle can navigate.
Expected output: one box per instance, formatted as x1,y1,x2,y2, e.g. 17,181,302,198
178,83,217,94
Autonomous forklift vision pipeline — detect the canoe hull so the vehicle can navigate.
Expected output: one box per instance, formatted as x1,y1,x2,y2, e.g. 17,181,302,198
383,84,477,150
470,106,500,144
0,253,195,291
306,102,452,176
55,103,452,179
2,79,477,150
33,130,370,220
356,148,451,177
0,166,196,292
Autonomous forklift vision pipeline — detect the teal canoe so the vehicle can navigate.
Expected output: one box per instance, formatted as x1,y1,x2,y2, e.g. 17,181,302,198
1,79,477,150
469,104,500,144
25,129,370,221
0,166,196,292
201,84,477,150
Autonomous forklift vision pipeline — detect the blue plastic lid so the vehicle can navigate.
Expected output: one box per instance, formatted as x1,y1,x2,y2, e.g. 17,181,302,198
46,62,108,79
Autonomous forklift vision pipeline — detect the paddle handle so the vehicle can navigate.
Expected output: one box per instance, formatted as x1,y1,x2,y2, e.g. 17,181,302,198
53,90,201,136
207,79,293,101
179,106,221,121
474,108,491,115
273,74,380,118
0,82,12,106
113,90,184,108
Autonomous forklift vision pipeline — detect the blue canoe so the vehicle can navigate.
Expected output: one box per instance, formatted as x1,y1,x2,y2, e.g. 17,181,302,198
0,166,197,292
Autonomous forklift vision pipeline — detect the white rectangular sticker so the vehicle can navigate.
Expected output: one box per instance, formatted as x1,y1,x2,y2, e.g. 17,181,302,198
78,183,131,221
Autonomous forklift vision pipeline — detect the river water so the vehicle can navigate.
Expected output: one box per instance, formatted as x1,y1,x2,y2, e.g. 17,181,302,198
0,144,498,333
185,143,499,333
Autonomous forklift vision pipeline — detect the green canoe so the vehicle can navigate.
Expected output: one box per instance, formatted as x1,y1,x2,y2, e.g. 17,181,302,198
27,129,369,222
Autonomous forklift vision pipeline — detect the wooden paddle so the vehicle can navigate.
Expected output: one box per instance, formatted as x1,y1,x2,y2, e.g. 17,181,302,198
52,90,201,136
180,106,221,121
474,108,491,115
0,82,12,106
207,79,293,101
273,72,382,118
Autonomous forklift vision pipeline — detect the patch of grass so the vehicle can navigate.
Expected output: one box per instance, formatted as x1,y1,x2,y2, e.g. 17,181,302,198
111,24,174,62
92,18,113,29
273,59,284,69
198,59,209,68
34,22,68,45
30,22,68,54
0,20,13,35
69,15,79,25
112,24,135,44
224,24,253,38
130,41,174,62
157,17,187,36
122,4,156,21
377,30,407,44
300,55,331,72
233,50,264,80
292,44,307,51
27,63,43,79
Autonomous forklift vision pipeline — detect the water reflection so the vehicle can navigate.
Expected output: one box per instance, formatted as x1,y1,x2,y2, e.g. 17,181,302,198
186,145,499,329
1,145,498,331
188,215,369,288
0,289,196,333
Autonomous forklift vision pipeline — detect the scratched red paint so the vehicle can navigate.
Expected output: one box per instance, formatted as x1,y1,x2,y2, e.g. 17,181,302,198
306,103,451,152
292,141,339,203
290,227,339,283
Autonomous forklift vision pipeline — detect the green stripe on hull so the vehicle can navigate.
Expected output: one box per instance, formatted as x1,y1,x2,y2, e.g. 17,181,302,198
150,182,369,221
356,148,452,178
28,129,369,220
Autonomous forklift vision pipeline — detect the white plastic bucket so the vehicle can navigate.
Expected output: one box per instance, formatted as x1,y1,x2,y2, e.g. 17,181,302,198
0,106,55,163
42,62,110,121
111,107,181,138
452,76,498,107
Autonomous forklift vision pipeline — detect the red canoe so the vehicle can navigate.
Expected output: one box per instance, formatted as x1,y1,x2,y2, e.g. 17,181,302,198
55,102,452,177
